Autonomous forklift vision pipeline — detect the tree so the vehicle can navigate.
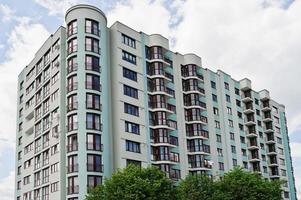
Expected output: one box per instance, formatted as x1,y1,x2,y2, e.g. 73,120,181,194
86,164,175,200
176,174,215,200
216,167,283,200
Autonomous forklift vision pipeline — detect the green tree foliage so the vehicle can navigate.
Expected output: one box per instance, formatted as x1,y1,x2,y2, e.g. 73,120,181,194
86,166,283,200
86,164,174,200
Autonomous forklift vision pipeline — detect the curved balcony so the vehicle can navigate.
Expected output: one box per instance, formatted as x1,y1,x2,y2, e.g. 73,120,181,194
67,63,78,75
67,122,78,132
183,85,205,95
85,62,101,73
185,114,208,125
241,92,252,102
67,185,79,195
187,145,210,155
87,163,104,172
186,129,209,140
67,164,78,173
243,105,254,114
181,64,204,81
151,136,178,147
151,153,179,164
66,102,78,112
247,141,259,150
66,82,78,93
248,153,260,162
66,144,78,153
244,117,256,126
149,119,177,130
188,159,212,171
184,100,206,110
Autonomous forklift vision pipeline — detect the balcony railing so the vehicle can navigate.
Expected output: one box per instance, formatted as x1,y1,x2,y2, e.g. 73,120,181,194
87,163,104,172
67,185,79,195
67,164,79,173
186,130,209,139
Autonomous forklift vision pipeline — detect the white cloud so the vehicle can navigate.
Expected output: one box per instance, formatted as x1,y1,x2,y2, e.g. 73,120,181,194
33,0,79,16
107,0,173,38
0,4,14,22
0,171,14,200
290,142,301,158
0,15,49,200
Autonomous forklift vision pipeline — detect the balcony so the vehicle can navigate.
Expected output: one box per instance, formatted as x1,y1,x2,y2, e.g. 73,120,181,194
187,145,210,155
268,159,278,166
243,105,254,114
248,153,260,162
87,142,103,151
85,44,101,54
86,101,102,111
86,62,101,72
188,160,213,171
86,121,103,131
183,86,205,95
149,119,177,130
185,114,208,124
264,125,274,133
247,141,259,150
67,164,78,173
85,26,100,36
169,169,181,180
67,27,77,38
186,130,209,139
67,63,78,74
241,92,252,103
67,122,78,132
87,163,104,172
67,82,78,93
265,135,276,144
67,102,78,112
67,185,79,195
269,171,280,178
151,136,178,147
267,147,277,155
151,153,179,164
261,101,271,111
67,45,77,55
182,72,204,81
66,144,78,153
184,100,206,110
246,129,257,138
244,117,256,126
86,82,102,92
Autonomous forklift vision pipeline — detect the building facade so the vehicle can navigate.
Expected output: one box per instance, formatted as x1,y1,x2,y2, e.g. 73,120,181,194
15,4,297,200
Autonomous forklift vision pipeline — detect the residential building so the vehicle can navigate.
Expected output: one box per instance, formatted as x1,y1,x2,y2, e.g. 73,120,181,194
15,4,297,200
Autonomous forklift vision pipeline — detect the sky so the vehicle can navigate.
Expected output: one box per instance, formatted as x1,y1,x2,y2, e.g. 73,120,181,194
0,0,300,199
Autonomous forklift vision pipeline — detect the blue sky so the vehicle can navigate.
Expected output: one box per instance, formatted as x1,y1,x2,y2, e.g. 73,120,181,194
0,0,300,199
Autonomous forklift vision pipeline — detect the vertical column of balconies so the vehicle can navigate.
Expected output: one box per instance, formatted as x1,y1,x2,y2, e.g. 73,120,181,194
65,5,106,199
181,64,212,175
146,46,181,180
241,90,261,173
261,99,280,179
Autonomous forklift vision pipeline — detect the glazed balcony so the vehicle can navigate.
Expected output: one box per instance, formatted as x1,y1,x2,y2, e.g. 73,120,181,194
66,144,78,153
187,144,210,154
67,164,79,173
184,100,206,109
67,82,78,93
66,102,78,112
186,129,209,139
85,62,101,72
87,163,104,173
67,185,79,195
67,63,78,74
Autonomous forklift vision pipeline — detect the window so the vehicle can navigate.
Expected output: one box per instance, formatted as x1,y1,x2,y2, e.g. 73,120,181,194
51,89,59,102
85,37,100,54
215,120,220,129
67,56,77,74
216,134,222,143
274,116,280,124
26,82,34,95
124,103,139,116
43,98,50,114
239,124,243,131
67,114,78,131
217,148,223,156
25,96,34,109
126,140,141,153
240,136,245,143
212,94,217,102
67,38,77,54
255,98,259,105
24,175,30,185
236,99,241,107
68,176,79,195
235,88,240,95
51,72,59,85
257,120,262,127
86,113,102,130
123,67,137,81
87,154,103,172
66,76,77,93
227,107,232,114
51,144,58,155
242,149,247,156
127,159,141,167
213,107,219,115
272,106,278,113
50,182,59,192
232,159,237,166
87,175,102,188
85,55,100,72
43,81,50,97
51,163,59,173
237,111,242,118
86,93,101,110
231,145,236,153
219,162,224,170
67,94,78,111
67,20,77,36
86,74,101,91
243,162,248,169
226,94,231,103
125,121,140,134
85,19,99,36
124,85,138,98
262,154,266,161
87,133,102,151
224,82,229,90
229,120,234,127
42,150,49,165
256,109,260,116
122,50,136,64
18,151,22,160
211,81,216,89
277,137,282,144
68,155,78,173
230,132,235,140
122,34,136,48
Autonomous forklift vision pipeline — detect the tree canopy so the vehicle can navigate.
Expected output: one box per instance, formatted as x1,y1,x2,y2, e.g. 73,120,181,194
86,166,283,200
